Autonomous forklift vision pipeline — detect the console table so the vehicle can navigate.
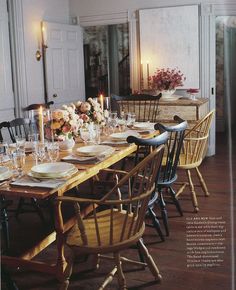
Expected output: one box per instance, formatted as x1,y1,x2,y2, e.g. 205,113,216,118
157,98,209,124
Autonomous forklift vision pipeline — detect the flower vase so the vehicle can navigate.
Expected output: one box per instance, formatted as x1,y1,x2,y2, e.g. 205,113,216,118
58,138,75,151
159,89,176,99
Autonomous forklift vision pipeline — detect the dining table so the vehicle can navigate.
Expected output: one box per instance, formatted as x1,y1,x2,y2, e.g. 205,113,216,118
0,126,158,283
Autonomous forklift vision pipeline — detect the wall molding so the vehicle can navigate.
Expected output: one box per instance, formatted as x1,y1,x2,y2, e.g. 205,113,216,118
8,0,28,117
79,11,128,27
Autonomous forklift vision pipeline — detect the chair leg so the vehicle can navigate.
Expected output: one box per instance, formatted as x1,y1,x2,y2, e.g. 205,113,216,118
137,238,162,282
15,197,24,218
1,206,10,251
186,170,199,212
30,198,46,224
114,252,127,290
169,187,183,216
1,265,19,290
148,207,165,241
158,190,169,236
195,167,210,196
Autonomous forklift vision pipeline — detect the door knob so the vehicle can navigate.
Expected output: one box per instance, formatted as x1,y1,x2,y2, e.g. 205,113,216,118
52,94,58,98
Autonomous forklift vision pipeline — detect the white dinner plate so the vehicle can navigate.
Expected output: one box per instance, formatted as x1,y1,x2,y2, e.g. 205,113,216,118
31,162,76,177
133,122,155,130
28,166,78,179
110,131,140,141
75,145,115,157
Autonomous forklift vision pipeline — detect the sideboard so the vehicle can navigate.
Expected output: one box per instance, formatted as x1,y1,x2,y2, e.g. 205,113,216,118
157,98,209,124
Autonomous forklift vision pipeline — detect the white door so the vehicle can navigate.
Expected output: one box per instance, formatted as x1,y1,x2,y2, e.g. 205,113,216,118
43,22,85,106
0,0,15,122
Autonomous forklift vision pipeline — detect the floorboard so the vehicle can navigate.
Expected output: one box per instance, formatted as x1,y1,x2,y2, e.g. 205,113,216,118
1,132,235,290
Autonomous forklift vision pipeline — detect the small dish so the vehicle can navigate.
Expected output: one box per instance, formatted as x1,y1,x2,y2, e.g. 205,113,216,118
75,145,114,157
110,131,140,141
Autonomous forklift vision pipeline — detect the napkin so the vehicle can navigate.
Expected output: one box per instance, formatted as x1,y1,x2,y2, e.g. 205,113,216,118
61,155,103,164
11,175,66,188
100,141,129,146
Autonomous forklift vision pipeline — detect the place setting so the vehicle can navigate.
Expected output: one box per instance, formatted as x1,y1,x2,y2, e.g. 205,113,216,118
61,144,115,164
11,162,78,189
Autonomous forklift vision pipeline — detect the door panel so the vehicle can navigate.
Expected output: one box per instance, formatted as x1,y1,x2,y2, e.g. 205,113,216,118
0,0,15,121
43,22,85,106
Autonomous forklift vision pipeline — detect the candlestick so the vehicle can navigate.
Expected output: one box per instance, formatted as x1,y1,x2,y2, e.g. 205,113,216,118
147,61,150,89
38,106,44,143
140,62,144,90
99,94,104,111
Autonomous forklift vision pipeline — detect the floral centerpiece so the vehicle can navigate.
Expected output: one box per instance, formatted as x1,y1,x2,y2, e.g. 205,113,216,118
151,68,186,98
74,97,108,125
46,106,83,141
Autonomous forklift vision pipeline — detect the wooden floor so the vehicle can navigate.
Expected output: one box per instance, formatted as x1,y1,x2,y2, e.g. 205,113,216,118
1,132,235,290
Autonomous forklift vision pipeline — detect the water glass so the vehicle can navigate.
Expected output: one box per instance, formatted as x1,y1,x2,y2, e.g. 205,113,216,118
34,142,46,164
89,124,101,144
126,113,136,127
47,142,59,162
12,150,25,176
108,112,118,132
15,136,26,151
80,126,90,144
0,142,9,165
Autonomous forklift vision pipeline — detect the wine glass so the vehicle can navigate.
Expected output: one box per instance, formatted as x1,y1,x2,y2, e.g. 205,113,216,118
34,142,46,164
47,142,59,162
80,126,90,144
108,112,118,132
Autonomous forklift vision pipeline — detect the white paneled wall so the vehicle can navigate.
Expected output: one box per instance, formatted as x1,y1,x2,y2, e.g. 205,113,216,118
0,0,15,122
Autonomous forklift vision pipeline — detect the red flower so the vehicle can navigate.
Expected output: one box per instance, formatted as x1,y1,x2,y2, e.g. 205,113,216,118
151,68,186,91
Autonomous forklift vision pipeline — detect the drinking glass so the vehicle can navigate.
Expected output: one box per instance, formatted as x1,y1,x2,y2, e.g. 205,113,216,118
0,142,9,165
47,142,59,162
15,136,26,151
90,124,101,144
108,112,118,132
126,112,136,127
28,133,39,142
12,150,25,176
80,126,90,144
34,142,46,164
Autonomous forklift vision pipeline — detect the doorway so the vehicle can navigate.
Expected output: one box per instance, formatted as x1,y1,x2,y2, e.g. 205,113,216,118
215,16,236,133
83,23,130,99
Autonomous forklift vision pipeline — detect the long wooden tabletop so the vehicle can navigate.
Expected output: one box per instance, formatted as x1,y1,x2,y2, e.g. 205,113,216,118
1,131,157,280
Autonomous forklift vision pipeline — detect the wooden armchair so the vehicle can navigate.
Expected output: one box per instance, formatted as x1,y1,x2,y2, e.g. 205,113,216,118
176,110,215,212
111,93,161,122
56,145,165,290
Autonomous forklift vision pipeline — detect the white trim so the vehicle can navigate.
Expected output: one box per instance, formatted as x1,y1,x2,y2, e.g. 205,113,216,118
79,11,128,27
8,0,28,117
200,3,216,156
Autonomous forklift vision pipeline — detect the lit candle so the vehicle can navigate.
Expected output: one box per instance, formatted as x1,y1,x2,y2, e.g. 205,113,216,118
99,94,104,111
38,106,44,143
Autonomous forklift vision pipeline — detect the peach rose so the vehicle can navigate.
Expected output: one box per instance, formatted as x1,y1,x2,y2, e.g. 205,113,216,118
52,110,64,121
80,102,91,113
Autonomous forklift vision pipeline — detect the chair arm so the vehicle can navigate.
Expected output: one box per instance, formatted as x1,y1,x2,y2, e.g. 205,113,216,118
100,168,128,175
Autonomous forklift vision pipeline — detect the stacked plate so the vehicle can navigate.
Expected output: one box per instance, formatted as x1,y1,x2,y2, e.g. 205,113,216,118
75,145,115,157
0,166,12,181
29,162,77,179
110,131,140,141
133,122,155,131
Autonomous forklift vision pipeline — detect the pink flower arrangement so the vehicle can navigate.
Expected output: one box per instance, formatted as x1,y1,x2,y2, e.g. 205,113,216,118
151,68,186,91
74,98,106,125
47,107,83,141
186,88,199,94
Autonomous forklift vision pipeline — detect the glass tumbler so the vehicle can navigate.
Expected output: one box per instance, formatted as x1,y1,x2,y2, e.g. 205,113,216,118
13,150,26,176
47,142,59,162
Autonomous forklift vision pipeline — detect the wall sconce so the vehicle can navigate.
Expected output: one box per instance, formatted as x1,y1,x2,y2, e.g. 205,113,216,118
35,49,42,61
